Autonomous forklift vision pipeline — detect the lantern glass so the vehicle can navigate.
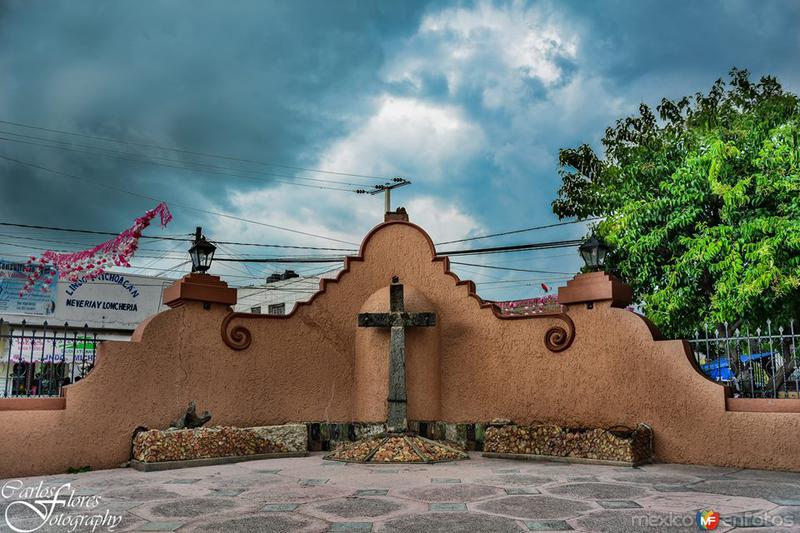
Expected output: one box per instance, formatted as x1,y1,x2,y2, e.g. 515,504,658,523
189,237,216,273
579,235,608,271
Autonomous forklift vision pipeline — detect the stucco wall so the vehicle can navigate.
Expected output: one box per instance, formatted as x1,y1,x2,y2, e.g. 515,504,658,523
1,220,799,477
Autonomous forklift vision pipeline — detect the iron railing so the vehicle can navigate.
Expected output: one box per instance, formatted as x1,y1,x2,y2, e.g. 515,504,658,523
0,319,99,398
689,320,799,398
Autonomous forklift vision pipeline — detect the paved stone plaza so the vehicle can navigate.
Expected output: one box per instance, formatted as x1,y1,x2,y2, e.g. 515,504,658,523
3,453,800,532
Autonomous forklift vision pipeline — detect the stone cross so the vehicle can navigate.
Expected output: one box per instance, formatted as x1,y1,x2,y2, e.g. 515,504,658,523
358,276,436,433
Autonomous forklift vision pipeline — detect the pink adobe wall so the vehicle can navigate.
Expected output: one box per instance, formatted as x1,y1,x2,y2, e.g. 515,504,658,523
0,219,799,477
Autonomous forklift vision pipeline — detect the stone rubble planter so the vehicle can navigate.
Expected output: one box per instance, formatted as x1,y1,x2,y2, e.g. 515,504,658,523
482,423,653,466
324,435,468,463
130,424,308,471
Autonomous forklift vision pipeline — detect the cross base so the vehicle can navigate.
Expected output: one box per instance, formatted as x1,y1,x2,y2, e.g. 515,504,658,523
323,433,468,464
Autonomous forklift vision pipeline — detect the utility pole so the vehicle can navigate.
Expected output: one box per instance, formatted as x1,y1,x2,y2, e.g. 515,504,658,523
356,178,411,213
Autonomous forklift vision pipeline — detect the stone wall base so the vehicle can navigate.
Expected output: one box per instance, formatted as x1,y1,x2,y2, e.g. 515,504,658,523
483,423,653,465
132,424,308,463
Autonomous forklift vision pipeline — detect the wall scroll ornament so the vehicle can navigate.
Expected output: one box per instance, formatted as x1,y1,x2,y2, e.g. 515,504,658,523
221,307,575,353
221,219,576,354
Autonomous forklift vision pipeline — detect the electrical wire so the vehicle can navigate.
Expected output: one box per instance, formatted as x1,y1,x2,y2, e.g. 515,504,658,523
0,134,361,192
0,222,357,251
0,129,370,187
0,153,359,245
448,261,573,274
434,218,602,245
0,118,391,181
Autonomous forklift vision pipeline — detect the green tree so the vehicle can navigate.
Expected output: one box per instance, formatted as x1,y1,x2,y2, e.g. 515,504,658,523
553,68,800,341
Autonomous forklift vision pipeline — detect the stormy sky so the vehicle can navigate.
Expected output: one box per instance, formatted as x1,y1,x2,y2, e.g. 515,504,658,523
1,0,798,300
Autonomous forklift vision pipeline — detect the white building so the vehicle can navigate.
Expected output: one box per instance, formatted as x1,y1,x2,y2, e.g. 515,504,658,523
0,260,175,396
234,269,341,315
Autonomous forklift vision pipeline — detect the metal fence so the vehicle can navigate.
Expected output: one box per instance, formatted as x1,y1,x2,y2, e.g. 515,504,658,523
0,319,99,398
689,320,799,398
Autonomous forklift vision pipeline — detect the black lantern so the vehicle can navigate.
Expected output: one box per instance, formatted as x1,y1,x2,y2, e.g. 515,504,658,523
189,226,216,273
579,234,608,271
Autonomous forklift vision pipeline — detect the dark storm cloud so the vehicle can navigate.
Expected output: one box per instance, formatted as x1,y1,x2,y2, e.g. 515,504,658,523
0,0,428,234
1,0,799,295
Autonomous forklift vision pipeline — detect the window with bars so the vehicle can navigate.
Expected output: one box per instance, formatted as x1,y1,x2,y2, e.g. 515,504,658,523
268,303,286,315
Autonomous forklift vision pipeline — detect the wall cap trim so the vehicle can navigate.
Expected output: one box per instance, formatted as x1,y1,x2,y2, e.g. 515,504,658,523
558,271,633,308
726,397,800,413
163,273,237,308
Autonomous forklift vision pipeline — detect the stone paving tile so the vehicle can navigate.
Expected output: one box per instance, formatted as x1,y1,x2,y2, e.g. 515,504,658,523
576,509,720,532
505,487,541,495
637,492,773,516
134,522,184,532
102,486,184,501
606,471,703,486
566,476,598,482
653,484,694,492
328,523,373,531
688,479,800,501
638,463,740,479
355,489,388,496
208,488,245,497
142,497,240,519
431,477,461,483
189,512,328,532
382,512,521,532
477,474,554,487
597,500,643,509
12,453,800,532
546,482,648,500
524,519,574,531
768,498,800,506
240,483,352,503
474,495,593,520
399,483,503,502
723,468,800,484
260,503,299,512
313,497,404,518
430,503,467,511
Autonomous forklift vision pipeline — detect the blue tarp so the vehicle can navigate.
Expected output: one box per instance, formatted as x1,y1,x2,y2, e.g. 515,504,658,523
701,352,773,381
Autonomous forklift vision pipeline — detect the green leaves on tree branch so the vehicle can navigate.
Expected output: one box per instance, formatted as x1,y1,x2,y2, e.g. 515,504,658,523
553,68,800,338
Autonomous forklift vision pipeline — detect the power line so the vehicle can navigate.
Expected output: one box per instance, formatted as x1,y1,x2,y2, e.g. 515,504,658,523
448,261,575,275
195,238,584,263
0,118,391,181
0,222,357,251
434,218,602,246
0,129,372,187
0,154,359,245
0,221,583,268
0,134,363,192
0,231,188,255
438,240,582,257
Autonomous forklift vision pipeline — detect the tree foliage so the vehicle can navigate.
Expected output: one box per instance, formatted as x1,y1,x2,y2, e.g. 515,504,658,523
553,68,800,338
